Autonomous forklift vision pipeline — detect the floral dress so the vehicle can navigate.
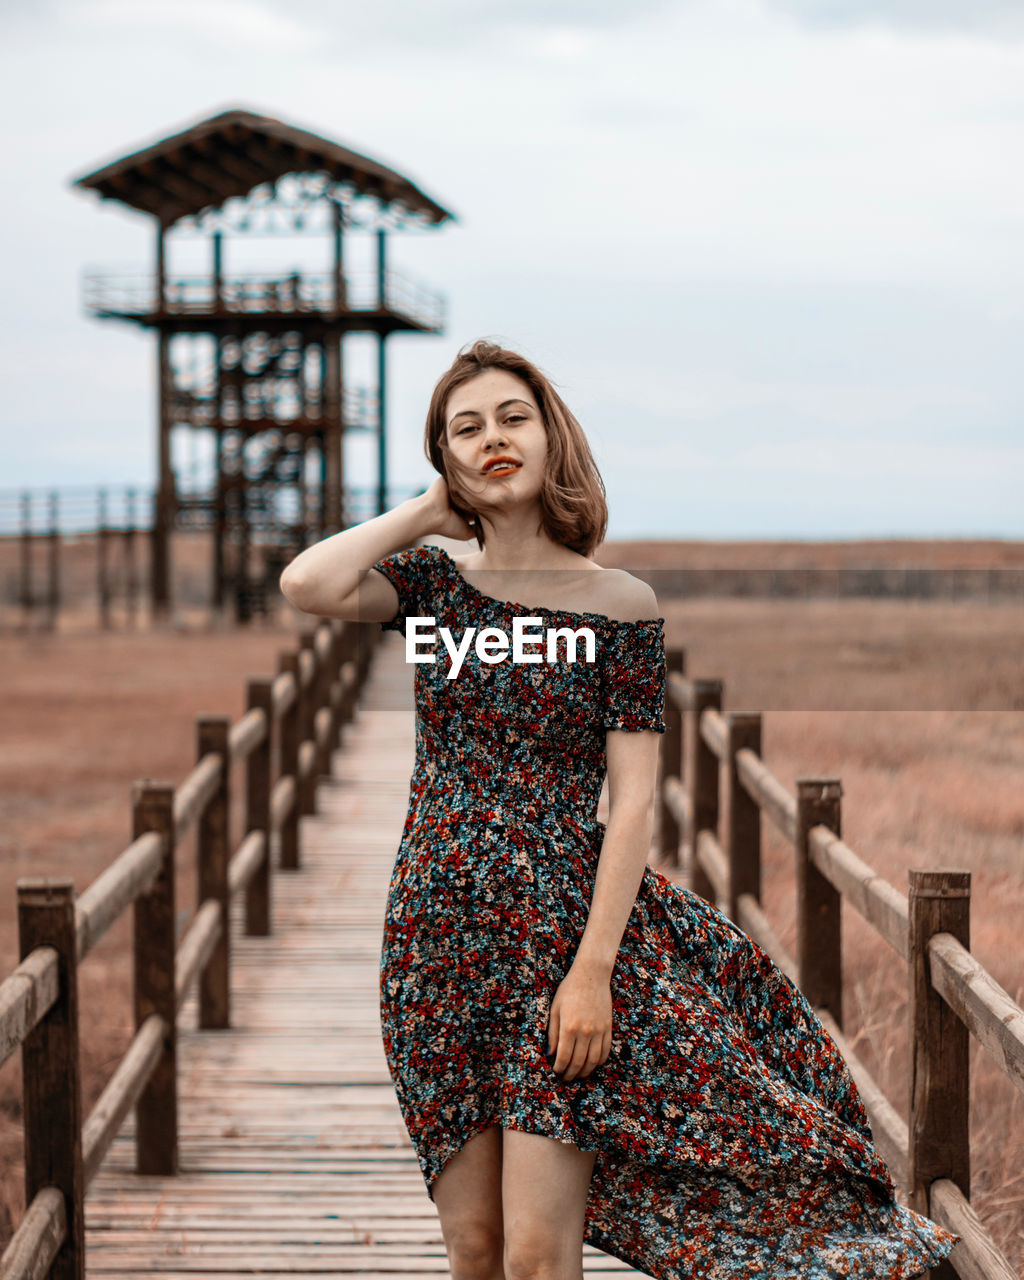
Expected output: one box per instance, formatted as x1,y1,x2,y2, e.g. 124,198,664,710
371,542,960,1280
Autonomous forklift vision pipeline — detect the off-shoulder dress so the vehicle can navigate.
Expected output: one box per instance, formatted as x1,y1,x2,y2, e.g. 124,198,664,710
371,542,959,1280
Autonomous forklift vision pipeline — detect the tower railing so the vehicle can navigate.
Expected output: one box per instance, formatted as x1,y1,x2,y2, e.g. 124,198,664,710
83,269,445,332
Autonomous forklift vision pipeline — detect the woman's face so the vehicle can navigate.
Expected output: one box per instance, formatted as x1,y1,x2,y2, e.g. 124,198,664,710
443,368,548,517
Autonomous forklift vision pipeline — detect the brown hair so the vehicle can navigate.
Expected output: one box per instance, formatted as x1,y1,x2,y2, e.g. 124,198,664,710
423,339,608,556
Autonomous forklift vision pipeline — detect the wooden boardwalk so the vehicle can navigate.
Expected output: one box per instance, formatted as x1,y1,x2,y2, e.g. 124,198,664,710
82,633,636,1278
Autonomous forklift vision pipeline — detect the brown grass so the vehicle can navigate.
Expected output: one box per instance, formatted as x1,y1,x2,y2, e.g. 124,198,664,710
0,539,1021,1268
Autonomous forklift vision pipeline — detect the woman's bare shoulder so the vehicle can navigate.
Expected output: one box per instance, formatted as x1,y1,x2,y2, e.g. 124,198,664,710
592,568,660,624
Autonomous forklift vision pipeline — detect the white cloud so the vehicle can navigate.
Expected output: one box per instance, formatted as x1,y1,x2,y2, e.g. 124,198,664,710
63,0,321,52
767,0,1024,41
736,438,1024,481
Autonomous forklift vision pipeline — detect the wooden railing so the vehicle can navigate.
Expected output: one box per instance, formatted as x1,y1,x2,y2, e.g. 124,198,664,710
0,617,376,1280
656,646,1024,1280
4,625,1021,1279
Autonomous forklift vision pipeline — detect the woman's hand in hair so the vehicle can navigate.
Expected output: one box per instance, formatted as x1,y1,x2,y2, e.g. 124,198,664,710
420,474,478,542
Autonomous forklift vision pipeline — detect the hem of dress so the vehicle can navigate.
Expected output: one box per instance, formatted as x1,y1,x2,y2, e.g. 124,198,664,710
582,1219,957,1280
580,1225,658,1279
422,1118,959,1280
423,1110,601,1203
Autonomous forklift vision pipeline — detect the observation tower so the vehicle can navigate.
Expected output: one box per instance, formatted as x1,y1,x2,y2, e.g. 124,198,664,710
73,107,454,621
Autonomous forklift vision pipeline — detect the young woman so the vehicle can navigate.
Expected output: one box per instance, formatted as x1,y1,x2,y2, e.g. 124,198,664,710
279,340,959,1280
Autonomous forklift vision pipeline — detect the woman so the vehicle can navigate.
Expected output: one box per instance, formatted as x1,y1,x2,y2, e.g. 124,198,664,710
279,340,959,1280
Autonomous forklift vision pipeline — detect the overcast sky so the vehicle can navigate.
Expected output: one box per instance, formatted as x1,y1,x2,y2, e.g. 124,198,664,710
1,0,1022,539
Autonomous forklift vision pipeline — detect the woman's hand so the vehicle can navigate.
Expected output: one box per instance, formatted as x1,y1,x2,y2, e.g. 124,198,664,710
419,475,478,542
546,962,613,1082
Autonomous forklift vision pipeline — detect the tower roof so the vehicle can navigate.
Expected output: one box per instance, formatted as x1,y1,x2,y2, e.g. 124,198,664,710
72,107,454,226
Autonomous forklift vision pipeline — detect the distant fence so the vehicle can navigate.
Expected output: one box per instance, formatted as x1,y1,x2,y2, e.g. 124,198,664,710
0,614,379,1279
648,565,1024,604
6,483,1024,633
656,653,1023,1280
0,483,423,630
0,485,148,630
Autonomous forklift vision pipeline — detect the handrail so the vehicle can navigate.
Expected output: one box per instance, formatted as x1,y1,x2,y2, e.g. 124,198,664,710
0,1187,65,1280
657,653,1022,1280
1,616,374,1280
0,948,60,1070
82,267,445,331
74,832,163,962
927,931,1024,1097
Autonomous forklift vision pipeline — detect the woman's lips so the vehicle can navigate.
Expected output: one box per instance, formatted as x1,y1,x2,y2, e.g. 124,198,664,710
483,459,521,475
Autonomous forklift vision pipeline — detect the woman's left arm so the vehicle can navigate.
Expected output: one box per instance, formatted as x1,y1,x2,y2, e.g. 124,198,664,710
545,583,666,1083
545,731,661,1082
573,729,661,979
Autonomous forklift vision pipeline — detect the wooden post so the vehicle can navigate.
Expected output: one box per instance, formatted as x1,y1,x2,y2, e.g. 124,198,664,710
329,621,348,752
323,625,336,723
47,489,60,632
132,780,178,1174
323,623,340,756
315,624,336,775
278,652,301,871
298,631,318,815
795,778,843,1025
98,487,111,630
658,647,684,867
19,490,33,625
688,679,722,903
17,877,85,1280
197,716,231,1029
125,488,139,629
246,678,274,935
726,712,762,924
338,624,359,731
908,868,970,1228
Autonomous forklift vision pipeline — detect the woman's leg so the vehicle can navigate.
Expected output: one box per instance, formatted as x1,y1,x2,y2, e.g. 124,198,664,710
433,1125,505,1280
501,1129,597,1280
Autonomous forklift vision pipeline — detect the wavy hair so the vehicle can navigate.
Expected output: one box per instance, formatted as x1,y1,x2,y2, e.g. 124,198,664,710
423,339,608,556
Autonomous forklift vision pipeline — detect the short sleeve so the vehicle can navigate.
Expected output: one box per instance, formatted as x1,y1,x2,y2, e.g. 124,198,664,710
600,618,668,733
370,544,439,636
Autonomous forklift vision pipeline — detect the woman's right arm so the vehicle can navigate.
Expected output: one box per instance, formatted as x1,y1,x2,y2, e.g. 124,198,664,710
278,478,473,621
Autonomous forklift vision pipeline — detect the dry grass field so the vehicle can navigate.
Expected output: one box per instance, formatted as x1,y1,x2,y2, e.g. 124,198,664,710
1,537,1022,1267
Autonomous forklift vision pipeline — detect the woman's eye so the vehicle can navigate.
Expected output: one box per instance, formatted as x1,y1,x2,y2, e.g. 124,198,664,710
455,414,524,435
